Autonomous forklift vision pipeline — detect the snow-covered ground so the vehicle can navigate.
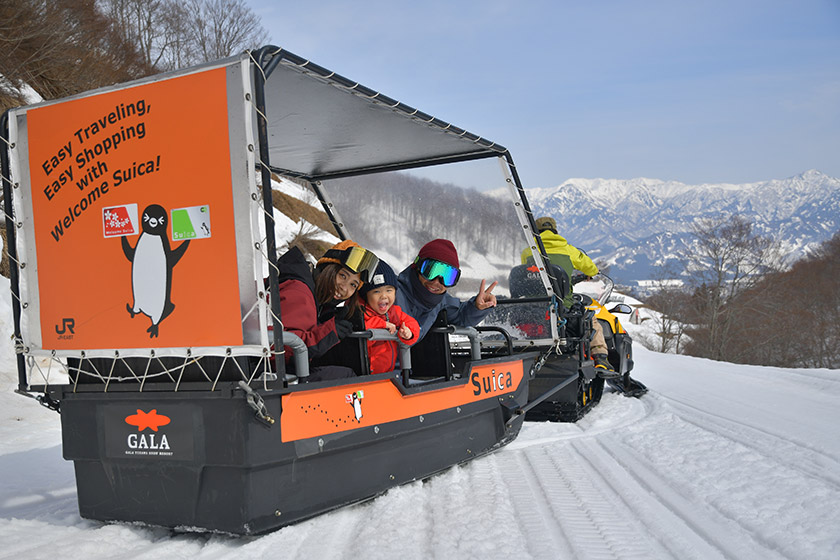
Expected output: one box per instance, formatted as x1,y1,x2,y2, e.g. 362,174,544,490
1,294,838,559
1,178,838,558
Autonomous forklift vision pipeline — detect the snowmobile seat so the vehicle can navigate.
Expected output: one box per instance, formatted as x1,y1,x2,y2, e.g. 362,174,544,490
509,263,570,301
597,318,615,343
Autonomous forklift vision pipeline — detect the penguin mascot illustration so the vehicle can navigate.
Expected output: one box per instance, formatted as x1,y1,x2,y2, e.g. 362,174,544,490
350,392,363,421
122,204,190,337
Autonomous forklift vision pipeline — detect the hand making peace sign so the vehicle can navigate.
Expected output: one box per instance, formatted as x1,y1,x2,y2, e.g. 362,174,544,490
474,279,498,310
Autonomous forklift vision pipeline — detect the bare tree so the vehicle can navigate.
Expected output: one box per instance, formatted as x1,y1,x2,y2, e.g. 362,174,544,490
643,265,690,354
99,0,178,69
1,0,149,101
761,231,840,368
155,2,195,70
682,214,781,361
186,0,269,62
1,0,147,230
100,0,268,71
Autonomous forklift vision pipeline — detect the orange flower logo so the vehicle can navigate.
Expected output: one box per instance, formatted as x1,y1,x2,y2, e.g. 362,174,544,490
125,409,171,432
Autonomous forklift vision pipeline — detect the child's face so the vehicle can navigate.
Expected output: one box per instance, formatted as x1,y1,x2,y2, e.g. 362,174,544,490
365,285,396,315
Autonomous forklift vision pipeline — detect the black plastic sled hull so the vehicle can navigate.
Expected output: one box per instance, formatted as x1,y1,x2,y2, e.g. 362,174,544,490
57,355,534,535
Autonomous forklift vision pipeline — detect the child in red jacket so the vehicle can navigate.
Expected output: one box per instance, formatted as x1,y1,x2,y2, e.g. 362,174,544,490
359,261,420,374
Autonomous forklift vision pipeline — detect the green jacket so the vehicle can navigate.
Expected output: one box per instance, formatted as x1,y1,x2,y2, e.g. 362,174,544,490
521,231,598,307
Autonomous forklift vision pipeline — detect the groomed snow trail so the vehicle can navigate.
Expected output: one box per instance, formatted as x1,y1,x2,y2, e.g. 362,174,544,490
1,346,838,559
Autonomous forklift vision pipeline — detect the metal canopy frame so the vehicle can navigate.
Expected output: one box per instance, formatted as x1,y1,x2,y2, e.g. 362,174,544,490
249,46,563,353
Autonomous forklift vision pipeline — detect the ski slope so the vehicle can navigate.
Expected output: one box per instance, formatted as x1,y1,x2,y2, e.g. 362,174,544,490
1,331,838,559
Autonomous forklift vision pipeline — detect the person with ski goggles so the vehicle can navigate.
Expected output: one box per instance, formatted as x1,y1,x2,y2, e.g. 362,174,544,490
396,238,497,341
274,239,379,381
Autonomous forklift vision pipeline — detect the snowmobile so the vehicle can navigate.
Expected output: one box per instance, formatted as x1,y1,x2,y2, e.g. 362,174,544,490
578,274,648,400
1,46,545,535
472,269,647,422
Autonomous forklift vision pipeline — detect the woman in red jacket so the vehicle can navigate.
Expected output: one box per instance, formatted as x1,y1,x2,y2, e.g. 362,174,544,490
276,239,379,381
358,260,420,375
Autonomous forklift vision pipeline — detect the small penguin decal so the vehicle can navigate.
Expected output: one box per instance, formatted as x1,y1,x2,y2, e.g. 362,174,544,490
122,204,190,337
349,391,363,421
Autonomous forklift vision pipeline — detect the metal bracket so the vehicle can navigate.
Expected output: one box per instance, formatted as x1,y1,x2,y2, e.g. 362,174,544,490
14,388,61,413
238,381,275,426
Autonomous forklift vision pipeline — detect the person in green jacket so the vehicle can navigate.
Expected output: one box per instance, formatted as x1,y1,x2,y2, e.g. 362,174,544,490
521,216,617,376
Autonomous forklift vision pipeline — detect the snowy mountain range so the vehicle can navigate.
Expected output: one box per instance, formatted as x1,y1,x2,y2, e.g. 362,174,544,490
520,169,840,288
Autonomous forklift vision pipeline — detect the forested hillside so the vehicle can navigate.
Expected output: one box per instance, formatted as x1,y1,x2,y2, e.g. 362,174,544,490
1,0,147,111
326,172,523,270
1,0,266,113
1,0,268,275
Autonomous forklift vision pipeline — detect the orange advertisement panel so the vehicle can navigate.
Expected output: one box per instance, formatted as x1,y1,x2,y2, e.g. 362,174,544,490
25,67,244,349
280,360,525,442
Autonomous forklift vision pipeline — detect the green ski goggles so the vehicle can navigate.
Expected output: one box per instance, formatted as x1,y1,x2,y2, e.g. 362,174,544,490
415,257,461,287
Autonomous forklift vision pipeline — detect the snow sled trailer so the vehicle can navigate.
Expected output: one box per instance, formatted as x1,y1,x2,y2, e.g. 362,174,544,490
0,47,541,534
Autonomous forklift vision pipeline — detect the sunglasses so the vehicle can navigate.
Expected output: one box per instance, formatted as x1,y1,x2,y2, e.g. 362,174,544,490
415,257,460,287
324,246,380,282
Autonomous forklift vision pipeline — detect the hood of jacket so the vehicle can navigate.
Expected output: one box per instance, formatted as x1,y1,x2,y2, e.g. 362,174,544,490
277,246,316,294
539,230,569,251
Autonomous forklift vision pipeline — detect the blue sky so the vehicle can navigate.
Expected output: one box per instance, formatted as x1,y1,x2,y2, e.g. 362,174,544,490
246,0,840,190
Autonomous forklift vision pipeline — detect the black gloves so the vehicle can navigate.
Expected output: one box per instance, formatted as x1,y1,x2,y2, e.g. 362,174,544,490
335,319,353,340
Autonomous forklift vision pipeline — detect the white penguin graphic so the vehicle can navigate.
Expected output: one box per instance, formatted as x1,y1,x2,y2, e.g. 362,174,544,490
122,204,190,337
350,392,363,421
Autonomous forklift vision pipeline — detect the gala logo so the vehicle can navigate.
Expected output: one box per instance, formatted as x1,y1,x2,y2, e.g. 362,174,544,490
125,409,171,432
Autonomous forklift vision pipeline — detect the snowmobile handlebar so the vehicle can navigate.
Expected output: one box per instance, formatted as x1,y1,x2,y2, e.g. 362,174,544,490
571,272,615,306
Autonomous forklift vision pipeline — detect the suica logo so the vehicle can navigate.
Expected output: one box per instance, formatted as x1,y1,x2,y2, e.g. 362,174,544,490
345,390,364,421
471,368,514,396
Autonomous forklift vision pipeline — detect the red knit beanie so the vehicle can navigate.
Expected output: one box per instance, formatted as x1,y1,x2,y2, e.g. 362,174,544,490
417,239,459,269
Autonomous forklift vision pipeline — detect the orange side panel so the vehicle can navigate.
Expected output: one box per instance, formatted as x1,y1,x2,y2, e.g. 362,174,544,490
281,360,524,442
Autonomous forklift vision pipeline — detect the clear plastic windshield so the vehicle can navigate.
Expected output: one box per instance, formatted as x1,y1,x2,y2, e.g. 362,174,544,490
317,158,557,347
573,274,614,306
319,158,523,300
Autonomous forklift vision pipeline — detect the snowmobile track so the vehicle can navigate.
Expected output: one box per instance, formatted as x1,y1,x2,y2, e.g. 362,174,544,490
509,444,659,559
659,394,840,491
591,433,790,560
